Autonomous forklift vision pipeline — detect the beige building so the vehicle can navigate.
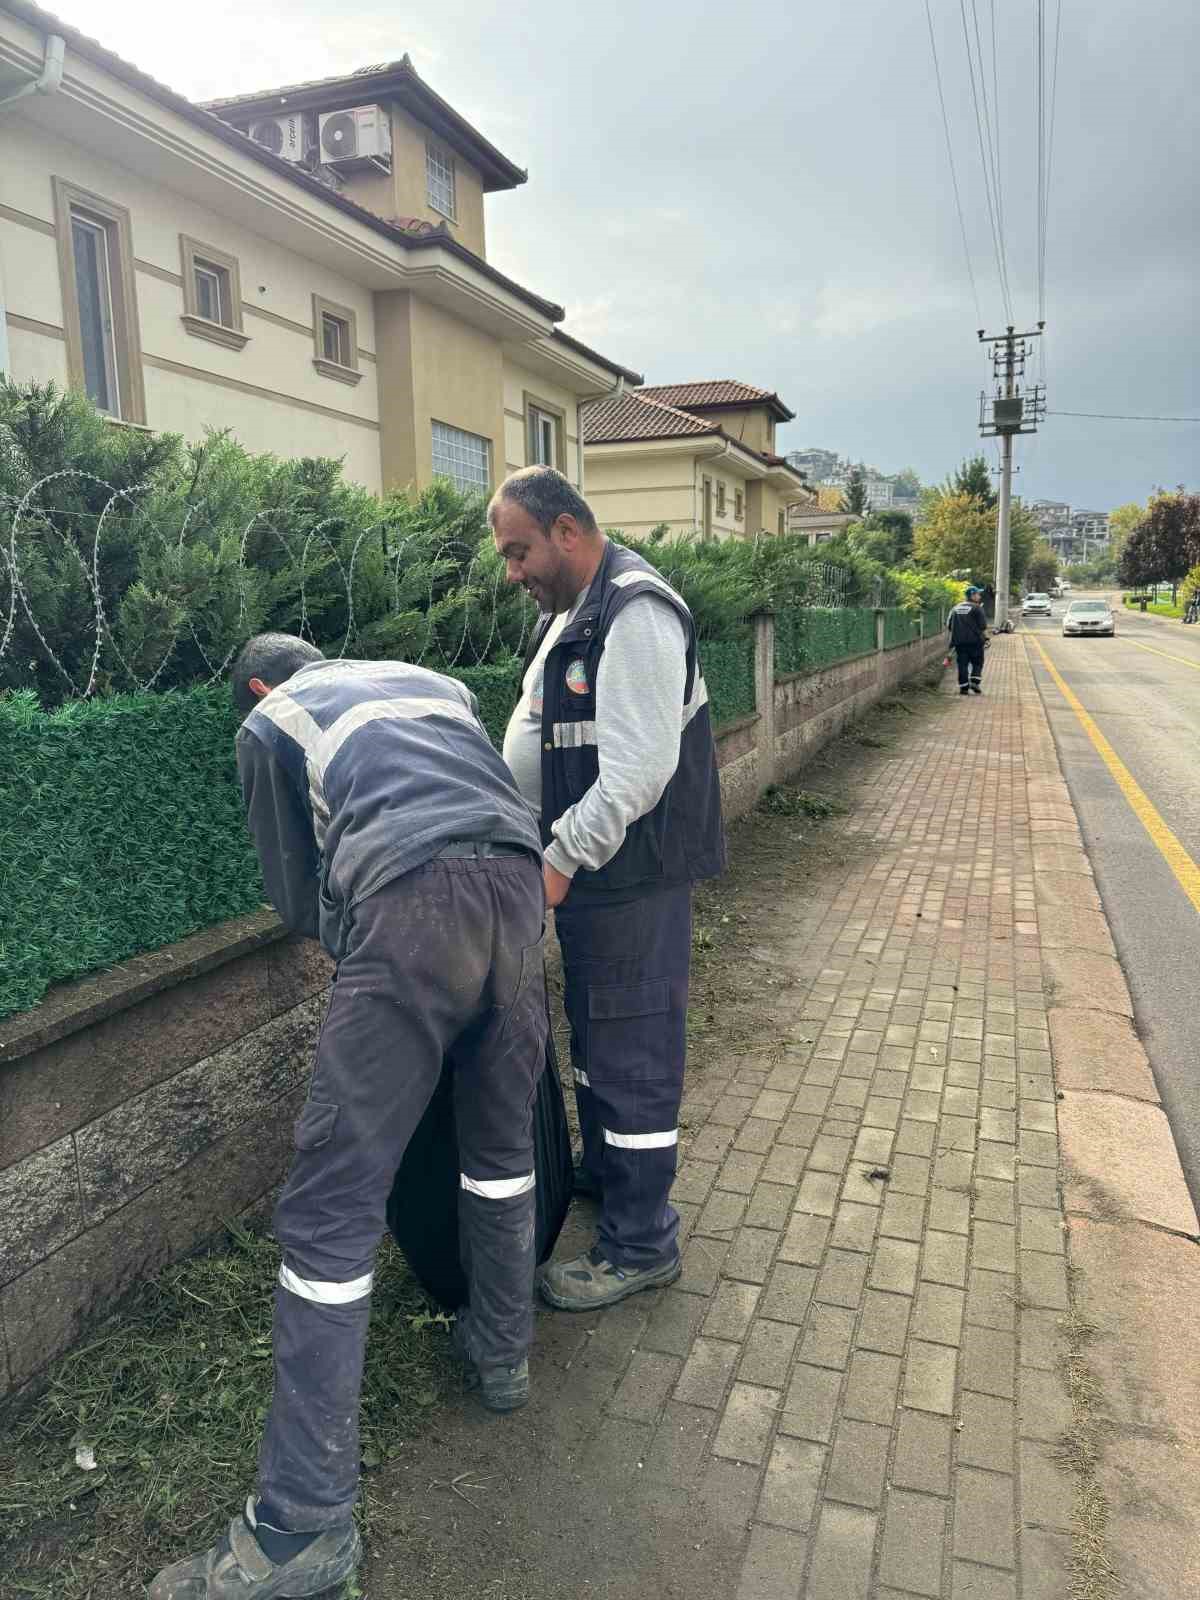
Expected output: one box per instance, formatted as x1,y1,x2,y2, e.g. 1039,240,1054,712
583,381,810,540
0,2,637,496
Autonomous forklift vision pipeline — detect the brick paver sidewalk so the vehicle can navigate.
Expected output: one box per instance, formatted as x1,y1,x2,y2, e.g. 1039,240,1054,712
637,635,1079,1598
374,638,1087,1599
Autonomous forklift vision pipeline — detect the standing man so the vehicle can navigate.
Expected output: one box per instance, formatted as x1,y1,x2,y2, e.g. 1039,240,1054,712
151,638,546,1600
948,584,989,695
490,466,725,1313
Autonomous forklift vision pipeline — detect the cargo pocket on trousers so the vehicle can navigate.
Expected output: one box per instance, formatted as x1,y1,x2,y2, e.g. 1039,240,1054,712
586,980,670,1082
294,1099,339,1151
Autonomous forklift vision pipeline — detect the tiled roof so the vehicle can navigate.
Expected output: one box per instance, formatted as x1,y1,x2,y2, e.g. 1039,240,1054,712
637,380,795,421
204,60,410,111
583,391,717,445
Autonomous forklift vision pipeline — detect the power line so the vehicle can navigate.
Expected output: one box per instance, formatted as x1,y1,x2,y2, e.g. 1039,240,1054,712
1040,0,1063,323
971,0,1009,309
1047,411,1200,423
959,0,1012,321
922,0,983,325
989,0,1003,249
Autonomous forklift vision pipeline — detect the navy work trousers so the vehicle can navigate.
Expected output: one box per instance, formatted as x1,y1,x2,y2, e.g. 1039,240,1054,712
955,642,985,689
258,853,546,1530
555,884,692,1270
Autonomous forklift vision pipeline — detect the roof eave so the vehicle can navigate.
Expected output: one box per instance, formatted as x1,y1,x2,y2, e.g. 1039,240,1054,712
206,68,528,192
550,330,642,386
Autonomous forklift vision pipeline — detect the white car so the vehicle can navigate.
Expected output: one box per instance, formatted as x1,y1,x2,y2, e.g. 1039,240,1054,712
1062,600,1115,637
1022,593,1053,617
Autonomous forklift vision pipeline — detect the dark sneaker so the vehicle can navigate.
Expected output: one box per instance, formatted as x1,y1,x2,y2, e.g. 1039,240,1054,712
539,1244,681,1312
959,686,969,695
970,684,983,694
451,1319,529,1412
149,1498,359,1599
572,1163,603,1201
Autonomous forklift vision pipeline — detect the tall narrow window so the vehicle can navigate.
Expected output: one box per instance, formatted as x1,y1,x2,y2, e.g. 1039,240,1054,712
426,143,457,220
71,212,120,415
55,178,145,423
525,396,566,471
180,236,249,351
311,294,361,385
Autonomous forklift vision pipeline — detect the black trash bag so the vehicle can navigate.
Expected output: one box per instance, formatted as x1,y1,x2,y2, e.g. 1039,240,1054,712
386,1015,574,1312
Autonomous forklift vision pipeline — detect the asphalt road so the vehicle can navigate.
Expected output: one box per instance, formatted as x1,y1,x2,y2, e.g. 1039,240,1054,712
1020,591,1200,1210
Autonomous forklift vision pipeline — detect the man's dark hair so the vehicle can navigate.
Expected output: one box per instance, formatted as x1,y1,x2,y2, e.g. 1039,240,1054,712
231,632,325,714
487,465,599,536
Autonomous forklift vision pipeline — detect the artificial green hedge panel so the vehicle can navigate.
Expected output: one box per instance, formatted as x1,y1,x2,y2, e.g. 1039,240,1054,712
700,638,757,727
882,608,922,648
446,661,522,749
0,686,263,1021
774,607,878,675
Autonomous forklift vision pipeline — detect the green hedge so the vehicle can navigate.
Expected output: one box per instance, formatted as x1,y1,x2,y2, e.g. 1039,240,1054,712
447,661,522,748
701,638,756,726
0,686,262,1021
882,608,922,648
922,605,946,638
774,607,878,674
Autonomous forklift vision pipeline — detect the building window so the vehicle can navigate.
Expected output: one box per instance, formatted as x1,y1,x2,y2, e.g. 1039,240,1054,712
426,143,457,221
311,294,361,385
432,420,491,492
716,481,727,517
525,394,566,471
53,178,146,424
735,488,744,520
179,236,249,352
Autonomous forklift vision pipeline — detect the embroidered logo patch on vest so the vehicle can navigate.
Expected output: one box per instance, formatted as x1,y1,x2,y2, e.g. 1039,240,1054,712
565,658,590,696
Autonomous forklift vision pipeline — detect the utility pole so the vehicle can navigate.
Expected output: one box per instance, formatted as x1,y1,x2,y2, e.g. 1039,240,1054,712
978,324,1046,630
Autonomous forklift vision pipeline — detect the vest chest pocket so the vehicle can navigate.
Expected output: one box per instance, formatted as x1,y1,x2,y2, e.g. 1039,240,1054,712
584,979,671,1082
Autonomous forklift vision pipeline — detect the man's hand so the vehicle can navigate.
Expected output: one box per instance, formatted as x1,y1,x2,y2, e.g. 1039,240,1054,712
543,862,572,909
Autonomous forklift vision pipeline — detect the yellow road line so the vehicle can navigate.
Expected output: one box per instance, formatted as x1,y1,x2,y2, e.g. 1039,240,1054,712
1123,638,1200,673
1027,635,1200,916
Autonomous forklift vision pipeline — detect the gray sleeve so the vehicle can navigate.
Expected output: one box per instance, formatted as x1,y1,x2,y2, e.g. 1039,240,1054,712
546,594,688,878
236,731,321,941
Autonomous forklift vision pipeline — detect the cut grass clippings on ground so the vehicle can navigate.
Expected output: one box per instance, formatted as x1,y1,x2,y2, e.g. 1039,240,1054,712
0,1227,456,1600
757,785,850,822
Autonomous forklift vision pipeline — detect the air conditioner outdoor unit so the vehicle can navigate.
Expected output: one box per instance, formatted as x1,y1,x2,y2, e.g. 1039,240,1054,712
318,105,392,166
248,113,305,162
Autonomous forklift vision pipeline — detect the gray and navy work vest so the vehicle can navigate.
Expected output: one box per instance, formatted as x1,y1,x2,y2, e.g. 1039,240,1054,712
525,541,726,901
238,659,541,958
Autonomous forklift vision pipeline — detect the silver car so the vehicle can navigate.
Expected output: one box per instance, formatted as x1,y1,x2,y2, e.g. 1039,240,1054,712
1022,592,1053,617
1062,600,1116,637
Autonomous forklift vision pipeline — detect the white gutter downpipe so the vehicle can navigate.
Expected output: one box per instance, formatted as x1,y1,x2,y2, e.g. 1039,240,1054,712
578,374,625,497
0,35,65,376
0,33,65,111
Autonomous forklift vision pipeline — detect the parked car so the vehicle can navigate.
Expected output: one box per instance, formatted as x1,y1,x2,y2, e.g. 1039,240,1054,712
1062,600,1116,637
1022,593,1053,617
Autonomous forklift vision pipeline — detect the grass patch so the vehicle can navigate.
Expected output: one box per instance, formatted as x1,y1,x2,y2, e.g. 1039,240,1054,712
757,785,849,821
0,1227,456,1599
1050,1295,1121,1600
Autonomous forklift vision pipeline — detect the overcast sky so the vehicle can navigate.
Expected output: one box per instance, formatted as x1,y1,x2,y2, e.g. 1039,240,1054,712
44,0,1199,507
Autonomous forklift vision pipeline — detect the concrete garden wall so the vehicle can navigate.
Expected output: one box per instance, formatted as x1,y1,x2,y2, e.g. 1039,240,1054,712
0,611,944,1405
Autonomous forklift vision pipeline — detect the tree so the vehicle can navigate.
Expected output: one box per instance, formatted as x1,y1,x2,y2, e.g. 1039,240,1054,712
893,467,922,497
1025,540,1059,593
1136,491,1200,600
1107,501,1145,555
948,455,997,510
840,465,869,518
913,491,1037,592
1117,523,1157,591
852,509,913,567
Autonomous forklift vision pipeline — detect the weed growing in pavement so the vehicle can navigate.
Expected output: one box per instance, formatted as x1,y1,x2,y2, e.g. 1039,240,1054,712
0,1227,456,1600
